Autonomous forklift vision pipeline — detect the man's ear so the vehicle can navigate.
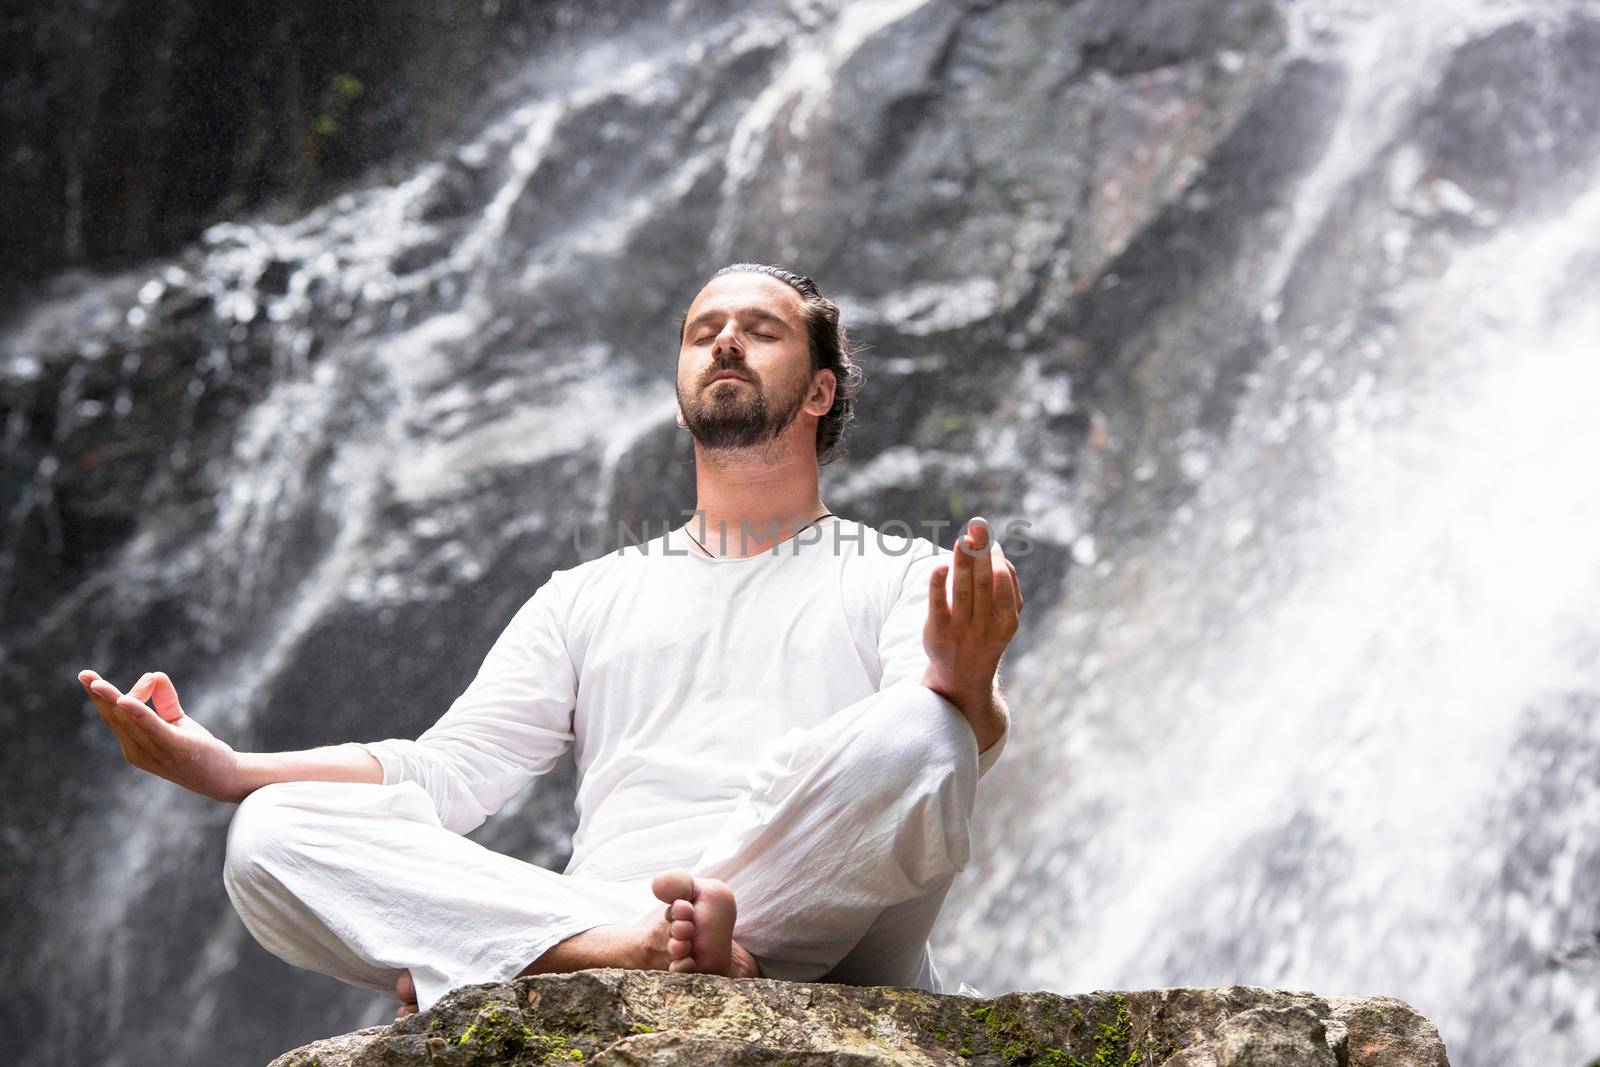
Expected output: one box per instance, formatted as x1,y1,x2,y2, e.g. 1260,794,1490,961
806,368,837,417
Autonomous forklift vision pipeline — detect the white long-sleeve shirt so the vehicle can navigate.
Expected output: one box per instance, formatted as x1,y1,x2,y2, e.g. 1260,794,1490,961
357,516,1008,881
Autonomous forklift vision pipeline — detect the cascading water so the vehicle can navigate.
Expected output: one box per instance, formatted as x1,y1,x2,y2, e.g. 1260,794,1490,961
939,4,1600,1063
3,1,1595,1064
946,174,1600,1067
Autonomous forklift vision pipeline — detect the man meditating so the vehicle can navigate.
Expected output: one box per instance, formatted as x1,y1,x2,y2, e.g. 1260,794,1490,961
77,263,1021,1020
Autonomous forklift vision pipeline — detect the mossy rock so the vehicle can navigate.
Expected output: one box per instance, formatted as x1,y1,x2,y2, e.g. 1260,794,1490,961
267,970,1450,1066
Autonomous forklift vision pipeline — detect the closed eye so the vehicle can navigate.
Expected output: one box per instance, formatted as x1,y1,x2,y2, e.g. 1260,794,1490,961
694,330,777,343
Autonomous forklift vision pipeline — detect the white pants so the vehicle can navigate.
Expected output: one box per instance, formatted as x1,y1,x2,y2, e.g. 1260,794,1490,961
223,682,979,1012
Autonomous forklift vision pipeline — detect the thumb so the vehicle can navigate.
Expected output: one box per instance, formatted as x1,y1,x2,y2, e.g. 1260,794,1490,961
148,672,185,723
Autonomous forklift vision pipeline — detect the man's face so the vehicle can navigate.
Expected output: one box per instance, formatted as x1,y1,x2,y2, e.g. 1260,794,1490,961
675,273,822,453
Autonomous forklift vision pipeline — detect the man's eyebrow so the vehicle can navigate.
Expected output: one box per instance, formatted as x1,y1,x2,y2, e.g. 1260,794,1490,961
684,307,791,333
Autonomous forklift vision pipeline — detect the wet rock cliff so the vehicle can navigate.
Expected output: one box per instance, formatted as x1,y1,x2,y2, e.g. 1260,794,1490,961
6,1,1600,1065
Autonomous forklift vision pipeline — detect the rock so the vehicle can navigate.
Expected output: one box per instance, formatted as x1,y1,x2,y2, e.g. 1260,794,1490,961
267,969,1450,1067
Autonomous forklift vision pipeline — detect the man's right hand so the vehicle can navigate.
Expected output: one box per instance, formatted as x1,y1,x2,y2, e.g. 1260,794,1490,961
78,669,245,802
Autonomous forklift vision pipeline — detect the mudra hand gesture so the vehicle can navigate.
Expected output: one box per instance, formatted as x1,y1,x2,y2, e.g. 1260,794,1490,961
920,517,1022,751
78,669,244,802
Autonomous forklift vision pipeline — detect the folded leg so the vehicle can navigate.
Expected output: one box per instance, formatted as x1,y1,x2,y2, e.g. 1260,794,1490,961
224,683,981,1008
665,681,980,985
222,778,653,1012
822,872,957,991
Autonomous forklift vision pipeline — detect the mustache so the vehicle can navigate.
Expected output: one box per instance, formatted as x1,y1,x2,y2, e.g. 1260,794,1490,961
704,364,755,385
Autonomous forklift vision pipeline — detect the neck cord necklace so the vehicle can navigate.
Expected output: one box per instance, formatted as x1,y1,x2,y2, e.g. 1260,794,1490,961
684,512,836,559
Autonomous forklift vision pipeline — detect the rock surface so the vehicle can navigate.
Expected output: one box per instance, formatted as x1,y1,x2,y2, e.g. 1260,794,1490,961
269,969,1450,1066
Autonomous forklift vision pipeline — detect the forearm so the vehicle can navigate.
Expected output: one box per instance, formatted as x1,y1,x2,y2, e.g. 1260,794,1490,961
231,743,384,801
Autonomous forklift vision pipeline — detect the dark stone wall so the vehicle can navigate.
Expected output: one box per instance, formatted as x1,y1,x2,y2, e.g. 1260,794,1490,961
0,0,570,314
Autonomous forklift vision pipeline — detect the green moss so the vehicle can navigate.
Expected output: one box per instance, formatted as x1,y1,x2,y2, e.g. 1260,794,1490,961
1075,994,1139,1067
953,994,1140,1067
443,1004,586,1065
968,999,1033,1063
627,1022,656,1035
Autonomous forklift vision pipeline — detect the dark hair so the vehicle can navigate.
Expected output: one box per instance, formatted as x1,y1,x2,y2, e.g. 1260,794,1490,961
680,263,865,465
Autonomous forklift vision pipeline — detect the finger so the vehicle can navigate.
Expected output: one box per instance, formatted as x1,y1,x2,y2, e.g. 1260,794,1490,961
115,677,159,746
78,669,107,707
81,675,160,764
78,671,115,722
927,560,951,629
88,677,125,706
148,672,184,724
80,674,118,722
116,694,175,760
990,542,1021,614
968,517,994,622
82,676,137,751
100,688,163,765
125,672,158,719
951,529,975,623
991,545,1018,619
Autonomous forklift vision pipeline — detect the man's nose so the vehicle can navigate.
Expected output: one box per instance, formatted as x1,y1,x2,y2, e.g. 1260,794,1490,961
712,323,744,359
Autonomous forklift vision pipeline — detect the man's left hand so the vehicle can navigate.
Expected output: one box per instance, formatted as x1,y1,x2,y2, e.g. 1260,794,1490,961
920,516,1022,719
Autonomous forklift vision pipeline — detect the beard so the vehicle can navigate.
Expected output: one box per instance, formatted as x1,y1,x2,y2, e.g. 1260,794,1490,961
678,373,808,453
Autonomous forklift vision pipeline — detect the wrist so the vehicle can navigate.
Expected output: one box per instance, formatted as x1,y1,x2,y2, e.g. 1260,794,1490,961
226,750,258,802
920,666,995,713
920,669,1006,751
952,681,998,715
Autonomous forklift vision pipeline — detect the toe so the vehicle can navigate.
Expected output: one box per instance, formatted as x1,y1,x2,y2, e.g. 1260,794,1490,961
696,878,735,908
671,919,695,939
686,876,737,977
651,868,696,906
671,899,694,922
668,957,696,973
693,880,738,932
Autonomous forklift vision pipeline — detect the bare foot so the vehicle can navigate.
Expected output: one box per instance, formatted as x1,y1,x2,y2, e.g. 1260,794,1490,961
650,868,761,978
507,873,763,979
395,969,418,1020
